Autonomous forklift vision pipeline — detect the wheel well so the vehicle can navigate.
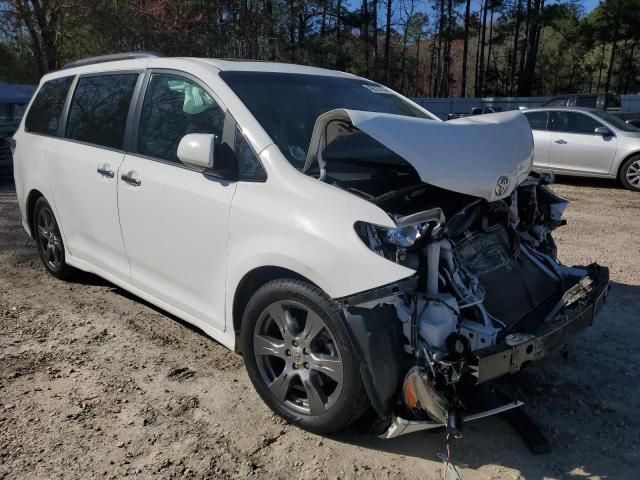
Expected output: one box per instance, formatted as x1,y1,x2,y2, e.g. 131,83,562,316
232,266,313,339
617,152,640,179
25,189,44,238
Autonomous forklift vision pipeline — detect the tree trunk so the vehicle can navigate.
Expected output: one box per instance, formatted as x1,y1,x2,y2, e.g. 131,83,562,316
518,0,531,93
596,41,605,92
605,38,618,94
320,0,327,36
510,0,522,95
373,0,379,79
298,11,306,47
475,0,489,97
474,2,483,96
461,0,472,97
434,0,445,96
337,0,343,41
444,0,452,96
400,28,409,92
485,6,494,96
384,0,392,83
518,0,543,96
415,33,422,96
430,42,437,95
362,0,370,76
623,42,636,93
289,0,296,62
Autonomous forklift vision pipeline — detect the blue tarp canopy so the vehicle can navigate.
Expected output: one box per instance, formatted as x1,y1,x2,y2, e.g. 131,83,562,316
0,81,35,104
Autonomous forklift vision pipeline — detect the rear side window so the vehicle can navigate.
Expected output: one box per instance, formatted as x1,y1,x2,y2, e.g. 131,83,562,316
25,77,73,135
137,74,225,163
66,74,139,149
524,111,548,130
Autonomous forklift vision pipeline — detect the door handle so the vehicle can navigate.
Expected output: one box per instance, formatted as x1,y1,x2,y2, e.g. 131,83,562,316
97,167,114,178
121,174,141,187
554,139,567,144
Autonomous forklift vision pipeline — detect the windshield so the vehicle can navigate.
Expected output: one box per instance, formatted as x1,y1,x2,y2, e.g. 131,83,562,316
220,71,433,168
592,110,638,132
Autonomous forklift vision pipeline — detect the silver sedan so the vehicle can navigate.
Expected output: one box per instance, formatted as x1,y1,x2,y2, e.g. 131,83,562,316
523,107,640,191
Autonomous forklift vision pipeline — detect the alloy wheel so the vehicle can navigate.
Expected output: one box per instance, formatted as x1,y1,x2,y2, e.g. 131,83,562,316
37,206,63,270
253,300,344,416
626,159,640,187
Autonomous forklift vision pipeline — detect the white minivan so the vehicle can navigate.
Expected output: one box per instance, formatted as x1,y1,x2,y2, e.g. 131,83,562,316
12,53,608,438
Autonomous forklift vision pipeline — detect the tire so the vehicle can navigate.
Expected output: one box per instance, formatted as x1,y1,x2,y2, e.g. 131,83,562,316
619,155,640,191
240,278,368,434
32,197,75,280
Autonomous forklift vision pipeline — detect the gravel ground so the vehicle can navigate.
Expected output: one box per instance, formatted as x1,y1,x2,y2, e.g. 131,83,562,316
0,174,639,480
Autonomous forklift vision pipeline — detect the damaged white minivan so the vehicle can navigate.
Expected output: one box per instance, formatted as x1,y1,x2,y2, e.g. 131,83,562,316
12,53,609,438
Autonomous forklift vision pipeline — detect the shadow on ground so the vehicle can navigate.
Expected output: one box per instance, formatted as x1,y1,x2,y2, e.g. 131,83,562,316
554,175,624,191
0,173,15,193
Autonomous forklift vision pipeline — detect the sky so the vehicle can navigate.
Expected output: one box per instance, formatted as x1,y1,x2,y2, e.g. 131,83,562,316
577,0,601,14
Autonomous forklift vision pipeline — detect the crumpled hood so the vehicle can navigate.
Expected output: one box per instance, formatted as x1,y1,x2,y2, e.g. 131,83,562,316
303,109,534,202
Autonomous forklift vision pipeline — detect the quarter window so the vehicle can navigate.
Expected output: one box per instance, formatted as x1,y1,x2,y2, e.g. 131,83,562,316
66,74,139,149
524,111,548,130
553,111,603,135
137,74,225,163
25,77,74,135
235,125,266,181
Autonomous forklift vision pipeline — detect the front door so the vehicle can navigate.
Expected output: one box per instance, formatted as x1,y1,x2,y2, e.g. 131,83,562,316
548,111,618,175
46,73,140,279
117,72,234,333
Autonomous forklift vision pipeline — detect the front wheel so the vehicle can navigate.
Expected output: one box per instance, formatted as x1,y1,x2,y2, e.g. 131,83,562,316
240,278,368,434
33,197,75,279
620,155,640,191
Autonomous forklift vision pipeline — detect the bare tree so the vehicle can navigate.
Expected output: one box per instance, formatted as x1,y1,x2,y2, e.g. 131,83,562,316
460,0,472,96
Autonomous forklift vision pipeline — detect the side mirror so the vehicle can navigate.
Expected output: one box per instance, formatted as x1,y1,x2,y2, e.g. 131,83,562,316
177,133,216,169
594,126,613,136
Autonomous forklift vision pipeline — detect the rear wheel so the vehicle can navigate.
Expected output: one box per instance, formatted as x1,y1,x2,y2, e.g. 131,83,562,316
240,278,368,434
620,155,640,191
33,197,75,279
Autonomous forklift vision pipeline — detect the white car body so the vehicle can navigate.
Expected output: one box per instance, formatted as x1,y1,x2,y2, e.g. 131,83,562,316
12,55,609,436
12,56,533,350
523,107,640,180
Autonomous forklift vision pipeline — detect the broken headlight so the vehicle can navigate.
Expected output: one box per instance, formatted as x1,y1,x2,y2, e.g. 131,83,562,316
355,222,423,253
354,221,427,269
385,225,423,247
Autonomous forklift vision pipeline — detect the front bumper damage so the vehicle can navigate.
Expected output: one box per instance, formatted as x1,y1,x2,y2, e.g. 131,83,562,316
340,263,609,439
471,264,609,384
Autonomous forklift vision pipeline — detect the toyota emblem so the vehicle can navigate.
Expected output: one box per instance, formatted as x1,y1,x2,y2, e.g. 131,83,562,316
495,176,509,196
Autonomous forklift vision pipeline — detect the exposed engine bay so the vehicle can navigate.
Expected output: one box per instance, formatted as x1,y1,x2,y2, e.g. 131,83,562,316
338,173,609,439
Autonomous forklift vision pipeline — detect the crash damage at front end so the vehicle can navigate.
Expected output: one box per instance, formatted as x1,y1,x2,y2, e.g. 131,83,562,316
306,109,610,439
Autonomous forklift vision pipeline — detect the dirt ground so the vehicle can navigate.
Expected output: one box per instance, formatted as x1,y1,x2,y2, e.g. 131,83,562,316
0,174,639,480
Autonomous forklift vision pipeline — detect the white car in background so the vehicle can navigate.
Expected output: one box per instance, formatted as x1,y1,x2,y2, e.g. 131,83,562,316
12,53,609,438
523,107,640,191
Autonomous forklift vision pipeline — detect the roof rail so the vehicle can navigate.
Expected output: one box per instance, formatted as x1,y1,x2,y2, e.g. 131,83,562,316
62,52,163,70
